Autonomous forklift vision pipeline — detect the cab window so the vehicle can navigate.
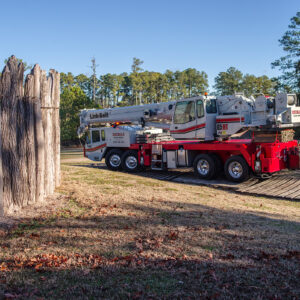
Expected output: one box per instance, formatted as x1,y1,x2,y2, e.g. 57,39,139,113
92,130,100,143
197,100,204,118
173,101,195,124
206,99,217,114
86,131,91,144
101,130,105,141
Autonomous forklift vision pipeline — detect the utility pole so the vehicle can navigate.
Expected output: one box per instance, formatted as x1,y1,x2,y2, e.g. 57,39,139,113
90,57,98,103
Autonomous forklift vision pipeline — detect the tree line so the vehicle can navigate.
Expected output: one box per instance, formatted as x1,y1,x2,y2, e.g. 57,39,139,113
61,63,281,106
2,12,299,143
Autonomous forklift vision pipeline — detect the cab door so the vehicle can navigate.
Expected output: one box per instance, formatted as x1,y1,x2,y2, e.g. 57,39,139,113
170,100,197,139
195,99,206,139
204,99,218,140
85,129,104,161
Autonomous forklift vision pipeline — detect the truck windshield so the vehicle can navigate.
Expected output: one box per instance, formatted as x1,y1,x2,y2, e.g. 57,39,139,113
173,101,195,124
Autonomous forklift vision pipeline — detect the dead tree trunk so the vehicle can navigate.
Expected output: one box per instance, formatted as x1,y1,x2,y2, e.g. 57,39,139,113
51,70,60,187
24,75,36,204
0,56,60,214
41,73,54,196
0,57,25,209
32,65,45,202
0,112,3,216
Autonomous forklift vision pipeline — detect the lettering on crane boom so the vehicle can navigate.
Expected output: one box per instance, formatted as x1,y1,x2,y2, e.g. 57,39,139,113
90,112,109,119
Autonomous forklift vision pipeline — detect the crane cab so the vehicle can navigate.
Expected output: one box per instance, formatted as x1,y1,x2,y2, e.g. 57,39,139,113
84,128,107,161
169,96,218,140
84,126,137,162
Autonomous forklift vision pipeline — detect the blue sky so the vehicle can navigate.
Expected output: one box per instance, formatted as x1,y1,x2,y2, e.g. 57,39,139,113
1,0,299,89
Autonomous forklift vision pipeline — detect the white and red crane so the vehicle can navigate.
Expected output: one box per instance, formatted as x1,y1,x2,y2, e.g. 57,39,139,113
78,93,300,182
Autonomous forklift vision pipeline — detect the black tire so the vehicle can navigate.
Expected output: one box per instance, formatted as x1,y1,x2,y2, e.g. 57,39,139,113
224,155,249,182
105,149,123,171
210,153,223,177
193,154,216,180
121,150,140,172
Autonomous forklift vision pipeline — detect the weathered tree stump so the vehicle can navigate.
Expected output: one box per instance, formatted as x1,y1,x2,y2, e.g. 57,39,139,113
0,56,60,215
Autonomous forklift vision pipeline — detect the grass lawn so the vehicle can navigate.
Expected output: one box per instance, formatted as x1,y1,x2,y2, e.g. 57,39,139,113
0,153,299,299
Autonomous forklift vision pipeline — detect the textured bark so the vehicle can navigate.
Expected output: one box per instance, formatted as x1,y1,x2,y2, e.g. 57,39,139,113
32,65,45,202
24,74,36,204
0,112,3,216
40,70,49,197
52,71,60,187
47,71,55,194
16,74,29,207
0,56,60,214
46,76,54,195
0,56,25,209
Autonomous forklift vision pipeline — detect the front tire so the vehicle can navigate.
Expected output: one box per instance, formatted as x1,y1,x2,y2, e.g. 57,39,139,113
224,155,249,182
121,150,140,172
193,154,216,180
105,149,123,171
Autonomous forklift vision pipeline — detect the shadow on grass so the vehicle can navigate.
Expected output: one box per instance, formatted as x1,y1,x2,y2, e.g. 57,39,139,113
1,200,300,298
1,253,299,299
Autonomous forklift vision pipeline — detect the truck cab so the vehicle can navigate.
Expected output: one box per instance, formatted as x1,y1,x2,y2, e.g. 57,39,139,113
84,128,107,161
170,96,218,140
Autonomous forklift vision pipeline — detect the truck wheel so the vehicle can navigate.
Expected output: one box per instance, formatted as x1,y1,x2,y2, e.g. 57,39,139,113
193,154,216,180
224,155,249,182
121,150,140,172
105,149,123,171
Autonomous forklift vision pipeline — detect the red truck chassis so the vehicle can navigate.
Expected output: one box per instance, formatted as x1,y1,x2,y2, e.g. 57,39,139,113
84,139,299,182
128,139,299,174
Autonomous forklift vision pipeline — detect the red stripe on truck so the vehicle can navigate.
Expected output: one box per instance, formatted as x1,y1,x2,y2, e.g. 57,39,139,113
170,123,205,134
85,143,107,152
216,117,245,123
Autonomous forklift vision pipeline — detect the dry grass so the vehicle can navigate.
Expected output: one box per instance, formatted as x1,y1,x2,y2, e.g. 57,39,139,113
0,153,299,299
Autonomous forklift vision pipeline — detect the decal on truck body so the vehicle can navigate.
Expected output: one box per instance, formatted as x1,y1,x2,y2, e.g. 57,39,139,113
170,123,206,134
85,143,107,152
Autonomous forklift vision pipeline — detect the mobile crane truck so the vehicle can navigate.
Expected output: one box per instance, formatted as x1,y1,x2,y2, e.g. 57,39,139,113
78,93,300,182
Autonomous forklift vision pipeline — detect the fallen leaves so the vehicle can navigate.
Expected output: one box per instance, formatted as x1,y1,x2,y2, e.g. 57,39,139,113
29,233,40,239
0,262,8,271
0,230,7,237
221,253,235,260
166,231,179,241
255,250,300,262
0,252,205,273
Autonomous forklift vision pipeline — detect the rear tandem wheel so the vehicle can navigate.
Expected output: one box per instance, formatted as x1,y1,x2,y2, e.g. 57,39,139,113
224,155,249,182
193,154,217,180
121,150,140,172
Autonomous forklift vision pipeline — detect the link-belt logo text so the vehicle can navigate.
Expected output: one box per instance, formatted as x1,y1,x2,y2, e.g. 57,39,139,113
90,112,109,119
